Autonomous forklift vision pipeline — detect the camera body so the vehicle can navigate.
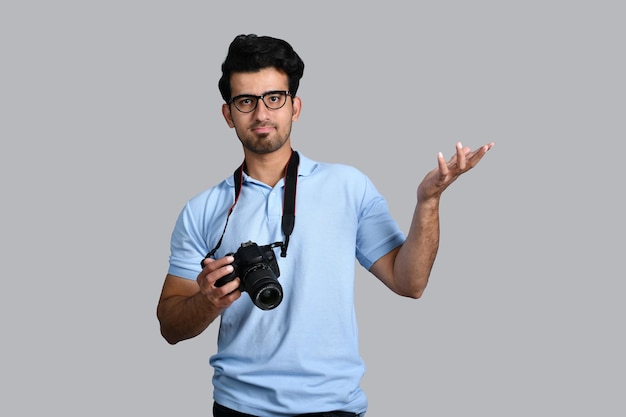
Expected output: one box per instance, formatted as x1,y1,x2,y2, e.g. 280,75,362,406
215,241,283,310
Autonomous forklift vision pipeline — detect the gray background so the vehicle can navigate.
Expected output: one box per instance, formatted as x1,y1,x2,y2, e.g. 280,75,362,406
2,1,624,416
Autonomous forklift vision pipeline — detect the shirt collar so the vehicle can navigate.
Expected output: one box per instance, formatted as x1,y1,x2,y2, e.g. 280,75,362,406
225,151,317,187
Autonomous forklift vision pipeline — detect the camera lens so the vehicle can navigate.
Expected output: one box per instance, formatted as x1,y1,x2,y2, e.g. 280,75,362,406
243,265,283,310
255,285,283,310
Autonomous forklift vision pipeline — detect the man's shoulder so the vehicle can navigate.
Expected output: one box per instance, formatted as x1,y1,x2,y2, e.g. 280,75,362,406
299,153,366,180
185,177,232,207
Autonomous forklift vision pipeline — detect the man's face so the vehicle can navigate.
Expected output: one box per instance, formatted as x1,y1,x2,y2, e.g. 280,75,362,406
222,67,301,155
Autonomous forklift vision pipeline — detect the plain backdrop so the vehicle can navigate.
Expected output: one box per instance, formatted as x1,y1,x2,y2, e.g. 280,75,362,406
1,1,624,416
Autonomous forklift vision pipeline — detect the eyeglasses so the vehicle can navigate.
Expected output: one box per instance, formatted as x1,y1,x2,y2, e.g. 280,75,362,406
229,90,292,113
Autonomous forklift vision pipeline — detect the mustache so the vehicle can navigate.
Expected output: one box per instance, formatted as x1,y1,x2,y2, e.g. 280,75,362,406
251,122,276,129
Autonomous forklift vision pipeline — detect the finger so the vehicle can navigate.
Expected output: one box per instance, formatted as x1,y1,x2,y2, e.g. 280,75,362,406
466,142,494,167
221,286,243,306
202,255,234,271
200,257,214,268
207,263,235,287
211,278,242,306
456,142,467,171
215,277,241,293
473,142,494,156
200,269,238,299
197,257,235,291
437,151,449,176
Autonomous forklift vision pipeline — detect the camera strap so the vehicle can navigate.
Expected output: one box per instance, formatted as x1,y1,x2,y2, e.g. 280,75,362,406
281,150,299,257
204,150,299,260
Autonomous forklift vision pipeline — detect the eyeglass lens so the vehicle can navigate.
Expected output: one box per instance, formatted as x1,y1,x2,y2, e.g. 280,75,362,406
231,91,289,113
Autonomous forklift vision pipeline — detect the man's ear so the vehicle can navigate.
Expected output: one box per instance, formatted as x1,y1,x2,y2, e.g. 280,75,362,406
291,96,302,121
222,103,235,128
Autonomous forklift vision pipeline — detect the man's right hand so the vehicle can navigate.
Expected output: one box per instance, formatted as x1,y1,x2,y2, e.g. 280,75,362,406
198,256,242,309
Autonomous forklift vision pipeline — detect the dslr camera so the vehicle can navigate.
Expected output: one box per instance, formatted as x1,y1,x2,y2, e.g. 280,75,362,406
215,241,283,310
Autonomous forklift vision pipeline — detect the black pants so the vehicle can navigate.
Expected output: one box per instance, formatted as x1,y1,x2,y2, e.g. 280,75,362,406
213,402,361,417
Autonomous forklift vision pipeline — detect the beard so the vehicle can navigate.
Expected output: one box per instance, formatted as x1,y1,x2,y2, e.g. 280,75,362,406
235,122,292,154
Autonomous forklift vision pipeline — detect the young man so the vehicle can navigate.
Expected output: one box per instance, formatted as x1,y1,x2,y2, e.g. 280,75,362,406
157,34,494,417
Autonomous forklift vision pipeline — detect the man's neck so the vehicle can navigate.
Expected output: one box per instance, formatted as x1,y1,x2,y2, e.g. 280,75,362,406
243,147,293,187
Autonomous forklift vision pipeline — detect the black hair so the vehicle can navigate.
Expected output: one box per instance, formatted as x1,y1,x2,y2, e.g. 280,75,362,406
218,34,305,103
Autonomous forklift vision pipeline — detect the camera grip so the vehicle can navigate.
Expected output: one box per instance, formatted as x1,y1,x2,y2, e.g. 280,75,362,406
214,269,236,287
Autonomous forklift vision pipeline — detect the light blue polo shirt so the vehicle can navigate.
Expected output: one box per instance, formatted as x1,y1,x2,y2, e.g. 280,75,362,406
168,153,405,417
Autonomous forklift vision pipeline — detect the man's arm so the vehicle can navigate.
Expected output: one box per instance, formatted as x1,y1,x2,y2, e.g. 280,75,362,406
157,256,241,344
370,141,494,298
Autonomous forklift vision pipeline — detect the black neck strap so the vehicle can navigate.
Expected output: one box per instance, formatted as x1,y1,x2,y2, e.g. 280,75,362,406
204,150,299,260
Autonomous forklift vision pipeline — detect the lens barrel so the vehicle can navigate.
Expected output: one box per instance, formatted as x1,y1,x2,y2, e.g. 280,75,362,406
242,264,283,310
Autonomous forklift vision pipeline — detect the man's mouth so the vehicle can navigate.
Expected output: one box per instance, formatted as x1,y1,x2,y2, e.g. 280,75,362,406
252,125,274,135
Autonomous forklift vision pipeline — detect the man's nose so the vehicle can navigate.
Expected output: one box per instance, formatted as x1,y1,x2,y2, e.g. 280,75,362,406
252,98,271,119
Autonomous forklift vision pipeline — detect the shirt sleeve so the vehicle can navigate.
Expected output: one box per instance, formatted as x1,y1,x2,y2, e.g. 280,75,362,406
167,201,207,280
355,176,405,270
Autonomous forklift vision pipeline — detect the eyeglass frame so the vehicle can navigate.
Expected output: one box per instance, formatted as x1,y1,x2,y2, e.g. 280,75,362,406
228,90,293,113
